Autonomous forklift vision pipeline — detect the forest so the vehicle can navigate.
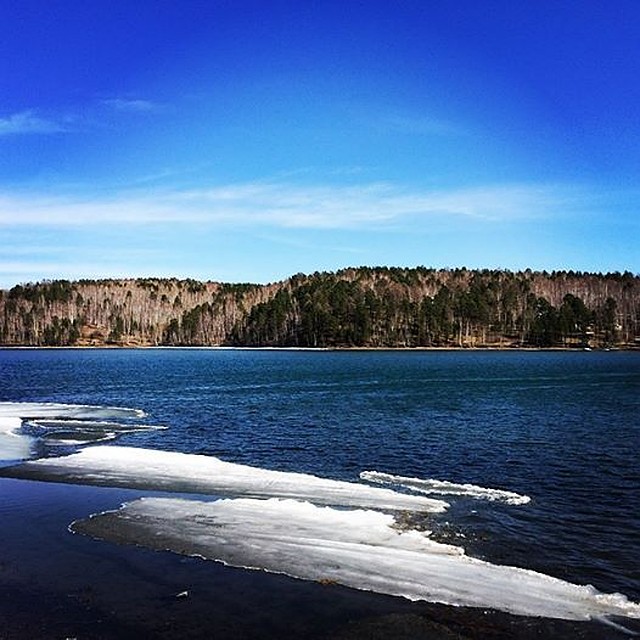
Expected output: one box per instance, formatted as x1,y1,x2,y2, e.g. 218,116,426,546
0,267,638,349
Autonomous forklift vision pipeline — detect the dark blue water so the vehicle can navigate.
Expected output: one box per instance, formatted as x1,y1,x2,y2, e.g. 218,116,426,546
1,348,639,604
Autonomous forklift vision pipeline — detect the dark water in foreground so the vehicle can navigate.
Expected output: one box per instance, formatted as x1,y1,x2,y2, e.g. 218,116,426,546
0,348,638,638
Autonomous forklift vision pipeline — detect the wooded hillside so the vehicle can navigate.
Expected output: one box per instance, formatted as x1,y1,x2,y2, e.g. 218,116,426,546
1,268,638,349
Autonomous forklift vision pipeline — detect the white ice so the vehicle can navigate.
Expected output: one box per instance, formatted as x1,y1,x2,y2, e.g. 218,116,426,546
0,416,32,460
75,496,640,623
0,402,148,460
361,470,531,505
4,445,447,513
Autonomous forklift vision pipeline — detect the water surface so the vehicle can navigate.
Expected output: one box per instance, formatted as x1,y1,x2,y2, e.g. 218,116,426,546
1,348,638,637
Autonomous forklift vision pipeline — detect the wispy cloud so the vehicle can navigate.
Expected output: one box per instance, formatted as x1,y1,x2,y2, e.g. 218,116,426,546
0,181,578,230
1,180,635,287
0,110,66,136
0,99,163,140
102,98,162,113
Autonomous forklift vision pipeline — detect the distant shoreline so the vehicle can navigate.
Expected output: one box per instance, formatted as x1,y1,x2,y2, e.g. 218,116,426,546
1,344,637,352
2,269,638,353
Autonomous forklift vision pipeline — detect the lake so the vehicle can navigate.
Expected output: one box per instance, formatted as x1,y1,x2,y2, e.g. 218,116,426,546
0,348,638,638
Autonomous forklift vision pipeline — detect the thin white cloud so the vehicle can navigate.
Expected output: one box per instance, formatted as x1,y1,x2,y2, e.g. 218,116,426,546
0,99,162,140
102,98,161,113
0,110,66,136
0,181,579,230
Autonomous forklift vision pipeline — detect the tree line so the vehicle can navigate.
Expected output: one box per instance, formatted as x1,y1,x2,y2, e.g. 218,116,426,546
0,268,638,348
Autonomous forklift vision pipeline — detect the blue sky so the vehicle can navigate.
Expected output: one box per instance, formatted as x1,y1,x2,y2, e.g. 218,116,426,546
1,1,639,287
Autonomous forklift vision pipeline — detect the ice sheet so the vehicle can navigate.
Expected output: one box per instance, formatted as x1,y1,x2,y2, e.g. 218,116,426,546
73,496,640,623
2,445,447,512
361,470,531,505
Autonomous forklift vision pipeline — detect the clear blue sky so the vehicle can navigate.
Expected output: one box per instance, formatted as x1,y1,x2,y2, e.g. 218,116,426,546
1,1,639,287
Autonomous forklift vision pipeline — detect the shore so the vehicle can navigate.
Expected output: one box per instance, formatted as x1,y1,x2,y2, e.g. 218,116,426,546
1,344,638,351
1,477,637,640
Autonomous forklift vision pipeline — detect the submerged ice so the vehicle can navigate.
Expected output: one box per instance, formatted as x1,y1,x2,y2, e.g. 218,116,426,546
73,496,640,623
30,419,166,445
0,401,145,421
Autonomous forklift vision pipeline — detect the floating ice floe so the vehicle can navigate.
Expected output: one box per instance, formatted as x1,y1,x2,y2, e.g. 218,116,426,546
72,496,640,624
360,470,531,505
3,402,637,627
2,445,447,512
0,402,154,460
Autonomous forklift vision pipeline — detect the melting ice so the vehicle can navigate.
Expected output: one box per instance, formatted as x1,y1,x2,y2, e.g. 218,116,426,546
0,416,32,460
3,404,638,626
360,470,531,505
73,496,640,623
0,402,153,460
2,445,447,512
